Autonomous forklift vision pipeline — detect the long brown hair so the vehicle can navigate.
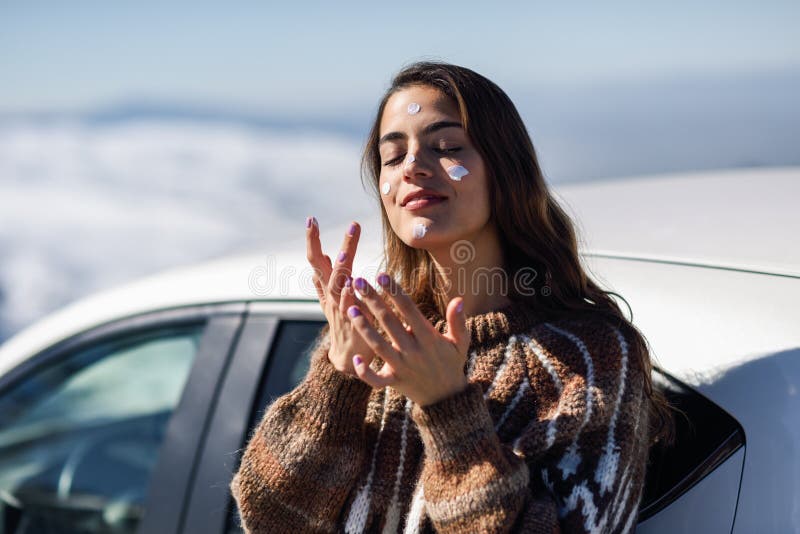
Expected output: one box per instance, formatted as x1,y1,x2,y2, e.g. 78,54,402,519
361,61,673,445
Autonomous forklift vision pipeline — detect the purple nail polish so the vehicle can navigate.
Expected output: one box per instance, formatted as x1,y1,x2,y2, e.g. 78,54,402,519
456,300,464,313
348,306,361,318
345,276,352,288
311,216,318,228
353,355,362,366
306,216,312,229
377,273,390,287
348,223,357,236
337,251,347,263
354,278,367,291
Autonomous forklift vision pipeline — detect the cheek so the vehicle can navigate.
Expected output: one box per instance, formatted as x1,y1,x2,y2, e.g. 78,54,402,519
378,170,402,204
378,178,398,217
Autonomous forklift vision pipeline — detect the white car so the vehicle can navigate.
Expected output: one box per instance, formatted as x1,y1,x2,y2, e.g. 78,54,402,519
0,167,797,533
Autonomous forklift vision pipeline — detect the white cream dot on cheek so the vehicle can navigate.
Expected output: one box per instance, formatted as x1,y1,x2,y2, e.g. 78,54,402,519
413,222,428,239
381,182,391,195
447,165,469,181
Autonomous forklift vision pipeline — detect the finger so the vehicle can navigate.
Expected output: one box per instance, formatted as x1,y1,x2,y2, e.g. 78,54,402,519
353,277,411,348
374,272,436,341
306,216,332,283
353,355,395,389
312,271,327,311
328,221,361,301
339,276,352,315
444,297,470,354
340,277,378,325
347,305,401,365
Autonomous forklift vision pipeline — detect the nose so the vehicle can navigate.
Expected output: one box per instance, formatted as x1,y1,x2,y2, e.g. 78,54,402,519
403,148,433,181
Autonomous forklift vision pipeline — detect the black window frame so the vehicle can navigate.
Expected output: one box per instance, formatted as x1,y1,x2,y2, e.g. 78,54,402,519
182,307,323,534
638,367,745,521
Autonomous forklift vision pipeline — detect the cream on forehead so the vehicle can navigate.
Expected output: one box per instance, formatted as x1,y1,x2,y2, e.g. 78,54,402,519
413,222,428,239
447,165,469,181
381,182,391,195
407,102,421,115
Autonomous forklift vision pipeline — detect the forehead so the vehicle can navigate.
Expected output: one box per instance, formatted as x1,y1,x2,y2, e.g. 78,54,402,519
379,85,461,135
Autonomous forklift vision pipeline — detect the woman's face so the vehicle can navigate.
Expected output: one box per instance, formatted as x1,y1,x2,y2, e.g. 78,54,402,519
378,85,493,252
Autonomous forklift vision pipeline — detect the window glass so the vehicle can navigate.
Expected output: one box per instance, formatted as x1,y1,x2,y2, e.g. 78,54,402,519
227,319,325,534
251,321,325,413
0,323,204,534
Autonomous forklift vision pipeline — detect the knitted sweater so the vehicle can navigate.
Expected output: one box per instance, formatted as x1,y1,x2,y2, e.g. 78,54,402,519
230,299,652,533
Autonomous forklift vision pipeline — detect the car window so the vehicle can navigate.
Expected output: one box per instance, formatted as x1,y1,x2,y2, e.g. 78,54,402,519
227,319,325,534
250,320,325,413
0,323,204,534
638,368,745,521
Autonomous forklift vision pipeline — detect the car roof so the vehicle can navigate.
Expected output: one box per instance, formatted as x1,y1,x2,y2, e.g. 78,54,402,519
556,166,800,277
0,225,384,374
1,166,797,374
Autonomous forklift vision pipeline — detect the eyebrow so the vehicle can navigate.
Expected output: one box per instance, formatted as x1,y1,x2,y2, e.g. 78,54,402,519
378,120,463,145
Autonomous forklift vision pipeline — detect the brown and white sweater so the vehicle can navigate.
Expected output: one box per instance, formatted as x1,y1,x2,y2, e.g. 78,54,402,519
230,300,652,533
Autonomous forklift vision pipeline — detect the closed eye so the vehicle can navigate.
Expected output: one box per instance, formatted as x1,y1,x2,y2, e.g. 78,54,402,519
383,154,405,167
383,147,461,166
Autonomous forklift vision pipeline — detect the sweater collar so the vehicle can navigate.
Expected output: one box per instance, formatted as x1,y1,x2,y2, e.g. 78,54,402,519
428,298,545,350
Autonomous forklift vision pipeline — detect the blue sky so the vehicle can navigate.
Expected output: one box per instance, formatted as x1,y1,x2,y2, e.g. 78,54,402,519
2,1,798,116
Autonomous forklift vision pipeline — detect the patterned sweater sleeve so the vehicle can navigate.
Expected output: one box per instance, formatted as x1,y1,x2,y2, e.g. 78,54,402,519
410,318,651,533
230,329,374,534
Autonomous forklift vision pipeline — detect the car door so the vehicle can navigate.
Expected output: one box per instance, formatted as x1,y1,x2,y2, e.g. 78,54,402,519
0,303,246,534
181,304,324,534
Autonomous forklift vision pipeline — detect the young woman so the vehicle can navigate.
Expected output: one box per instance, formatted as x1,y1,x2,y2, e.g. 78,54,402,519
231,62,672,533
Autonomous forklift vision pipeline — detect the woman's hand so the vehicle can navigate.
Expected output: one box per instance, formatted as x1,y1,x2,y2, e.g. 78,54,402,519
306,217,376,376
345,273,471,406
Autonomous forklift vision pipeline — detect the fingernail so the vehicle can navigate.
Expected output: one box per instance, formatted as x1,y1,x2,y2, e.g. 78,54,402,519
377,273,390,287
345,276,352,288
348,223,357,236
306,216,312,229
348,306,362,318
337,251,347,263
456,300,464,313
311,216,319,228
354,278,367,291
353,355,363,366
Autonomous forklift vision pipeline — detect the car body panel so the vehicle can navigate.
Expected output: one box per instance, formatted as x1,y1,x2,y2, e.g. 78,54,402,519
584,256,800,386
592,256,800,532
638,447,744,533
556,166,800,277
0,225,382,374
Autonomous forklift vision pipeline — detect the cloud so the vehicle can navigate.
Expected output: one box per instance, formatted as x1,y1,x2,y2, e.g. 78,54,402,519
0,120,376,339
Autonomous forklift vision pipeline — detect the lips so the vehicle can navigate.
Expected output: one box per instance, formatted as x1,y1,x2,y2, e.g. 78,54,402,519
400,189,448,207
